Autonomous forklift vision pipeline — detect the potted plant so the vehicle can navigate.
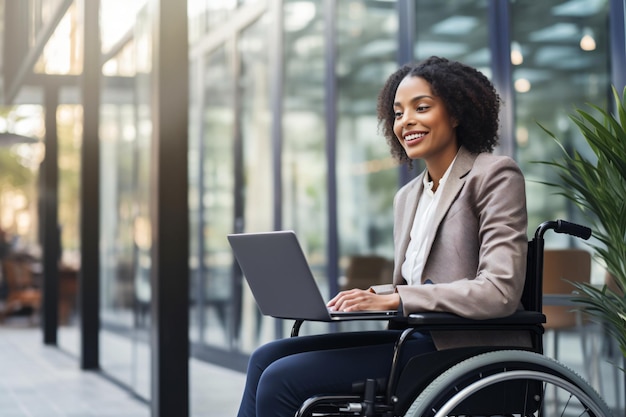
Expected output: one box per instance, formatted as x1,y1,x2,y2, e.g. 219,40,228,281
539,86,626,361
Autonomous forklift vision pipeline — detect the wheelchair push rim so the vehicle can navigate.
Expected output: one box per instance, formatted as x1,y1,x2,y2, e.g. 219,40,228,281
431,370,607,417
404,349,612,417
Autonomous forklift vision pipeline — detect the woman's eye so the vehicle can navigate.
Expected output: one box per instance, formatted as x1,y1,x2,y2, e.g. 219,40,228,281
394,111,403,119
416,105,430,112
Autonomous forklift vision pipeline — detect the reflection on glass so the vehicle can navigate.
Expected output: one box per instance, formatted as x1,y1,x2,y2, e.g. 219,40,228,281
36,2,83,75
282,0,328,337
98,3,153,401
189,56,202,346
188,0,240,43
238,13,274,351
99,101,136,391
100,103,136,327
335,0,398,333
193,45,235,349
511,0,609,240
415,1,491,75
57,104,82,357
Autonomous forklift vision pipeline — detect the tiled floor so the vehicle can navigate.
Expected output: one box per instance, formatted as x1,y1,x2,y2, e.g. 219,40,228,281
0,324,246,417
0,326,149,417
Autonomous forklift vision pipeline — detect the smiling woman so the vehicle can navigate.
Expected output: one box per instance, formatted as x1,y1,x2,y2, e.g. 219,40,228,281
237,56,530,417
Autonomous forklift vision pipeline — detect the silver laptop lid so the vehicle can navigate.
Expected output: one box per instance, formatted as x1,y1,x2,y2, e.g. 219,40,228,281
228,231,397,321
227,231,332,321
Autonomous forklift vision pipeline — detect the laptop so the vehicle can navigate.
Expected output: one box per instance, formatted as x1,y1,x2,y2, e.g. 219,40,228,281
227,231,398,322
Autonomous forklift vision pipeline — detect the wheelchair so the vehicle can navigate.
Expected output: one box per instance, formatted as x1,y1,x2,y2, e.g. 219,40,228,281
291,220,613,417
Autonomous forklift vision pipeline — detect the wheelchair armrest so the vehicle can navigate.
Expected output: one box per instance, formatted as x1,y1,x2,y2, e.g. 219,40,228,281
404,310,546,326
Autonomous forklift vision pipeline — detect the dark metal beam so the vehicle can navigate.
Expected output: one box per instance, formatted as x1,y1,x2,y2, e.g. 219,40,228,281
397,0,416,186
270,0,284,234
488,0,515,158
396,0,415,66
27,73,132,89
268,0,284,340
80,0,101,370
610,0,626,93
149,0,190,415
42,83,60,345
324,0,339,316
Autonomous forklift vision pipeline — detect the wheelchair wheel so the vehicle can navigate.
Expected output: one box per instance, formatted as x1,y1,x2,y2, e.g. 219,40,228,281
404,349,612,417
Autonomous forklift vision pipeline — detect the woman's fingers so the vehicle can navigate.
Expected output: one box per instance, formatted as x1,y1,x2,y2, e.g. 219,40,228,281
327,289,379,312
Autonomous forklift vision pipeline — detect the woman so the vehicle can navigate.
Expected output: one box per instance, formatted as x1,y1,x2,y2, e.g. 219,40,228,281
237,56,529,417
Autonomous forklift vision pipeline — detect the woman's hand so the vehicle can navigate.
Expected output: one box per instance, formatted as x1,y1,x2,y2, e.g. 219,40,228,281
327,288,400,312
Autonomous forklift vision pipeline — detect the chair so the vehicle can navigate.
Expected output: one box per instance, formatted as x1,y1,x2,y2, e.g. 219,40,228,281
341,255,393,291
338,256,394,331
0,257,41,323
542,249,592,364
59,265,78,325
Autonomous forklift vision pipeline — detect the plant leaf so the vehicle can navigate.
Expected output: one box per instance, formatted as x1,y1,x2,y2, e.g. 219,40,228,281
536,85,626,366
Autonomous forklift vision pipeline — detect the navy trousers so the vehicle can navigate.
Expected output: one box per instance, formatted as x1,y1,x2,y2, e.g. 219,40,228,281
236,330,435,417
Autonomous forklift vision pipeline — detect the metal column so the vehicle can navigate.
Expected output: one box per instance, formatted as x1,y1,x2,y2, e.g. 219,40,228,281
488,0,515,158
80,0,101,370
42,84,60,345
149,0,190,415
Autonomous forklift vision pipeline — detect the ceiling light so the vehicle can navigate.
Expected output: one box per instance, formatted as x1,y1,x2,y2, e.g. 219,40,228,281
516,126,529,147
514,78,531,93
511,42,523,65
580,27,596,51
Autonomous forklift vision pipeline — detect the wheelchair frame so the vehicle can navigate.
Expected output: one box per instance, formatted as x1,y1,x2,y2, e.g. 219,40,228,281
291,220,613,417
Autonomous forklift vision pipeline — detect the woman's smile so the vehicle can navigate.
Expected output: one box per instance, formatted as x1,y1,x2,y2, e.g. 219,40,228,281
403,131,427,144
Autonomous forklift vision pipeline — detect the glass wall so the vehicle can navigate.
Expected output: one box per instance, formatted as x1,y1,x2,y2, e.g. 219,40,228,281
414,1,491,71
99,0,152,401
237,12,274,347
22,0,617,408
0,106,43,248
187,1,275,359
335,1,398,332
190,44,236,350
280,0,329,337
188,0,241,43
56,104,82,354
511,0,610,243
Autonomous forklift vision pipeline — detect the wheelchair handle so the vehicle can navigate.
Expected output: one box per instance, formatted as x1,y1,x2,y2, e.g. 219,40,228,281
535,219,591,240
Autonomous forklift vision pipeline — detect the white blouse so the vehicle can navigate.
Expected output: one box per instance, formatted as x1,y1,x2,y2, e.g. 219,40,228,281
401,157,457,286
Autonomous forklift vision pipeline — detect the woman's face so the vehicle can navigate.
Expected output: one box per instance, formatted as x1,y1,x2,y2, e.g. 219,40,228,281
392,76,458,168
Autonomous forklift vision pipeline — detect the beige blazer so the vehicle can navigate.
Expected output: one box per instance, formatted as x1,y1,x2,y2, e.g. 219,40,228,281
372,147,532,350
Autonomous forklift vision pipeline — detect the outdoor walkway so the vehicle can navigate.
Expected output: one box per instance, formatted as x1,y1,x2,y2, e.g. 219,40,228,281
0,325,245,417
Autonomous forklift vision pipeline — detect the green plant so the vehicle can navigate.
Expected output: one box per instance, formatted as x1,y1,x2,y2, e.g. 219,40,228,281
0,149,33,189
539,86,626,361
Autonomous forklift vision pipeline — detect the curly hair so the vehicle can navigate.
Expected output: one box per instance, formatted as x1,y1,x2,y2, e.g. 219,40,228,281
376,56,501,167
